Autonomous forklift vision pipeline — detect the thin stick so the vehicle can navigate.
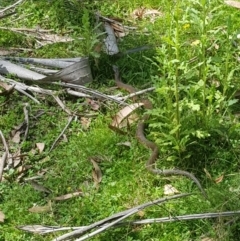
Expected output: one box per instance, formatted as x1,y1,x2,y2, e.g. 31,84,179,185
17,225,87,235
0,152,7,181
0,27,53,33
49,116,74,152
0,11,16,20
75,209,137,241
119,87,155,101
121,211,240,225
53,82,128,106
52,193,190,241
0,77,127,106
23,103,30,141
15,86,40,104
0,0,25,14
0,130,9,154
52,95,72,115
0,130,9,181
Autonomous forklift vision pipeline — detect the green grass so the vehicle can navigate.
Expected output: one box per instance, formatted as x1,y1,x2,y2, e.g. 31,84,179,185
1,0,240,240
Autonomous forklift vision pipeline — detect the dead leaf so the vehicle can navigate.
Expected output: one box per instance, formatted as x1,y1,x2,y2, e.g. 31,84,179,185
204,168,212,180
118,112,139,129
29,201,51,213
201,237,215,241
131,7,146,19
110,103,144,129
115,30,129,38
0,210,5,222
191,39,201,46
4,153,13,170
17,165,32,174
116,141,132,147
28,180,52,194
131,7,163,22
80,117,91,130
29,148,37,156
10,122,25,141
110,23,129,38
62,134,68,142
89,158,102,187
225,1,240,9
90,156,104,163
0,82,15,95
214,43,219,50
36,143,45,153
37,168,48,176
210,79,220,88
137,210,145,218
12,150,21,168
18,225,50,234
164,184,180,195
12,131,21,143
86,99,100,110
215,174,224,184
0,48,18,56
54,190,84,201
16,165,32,181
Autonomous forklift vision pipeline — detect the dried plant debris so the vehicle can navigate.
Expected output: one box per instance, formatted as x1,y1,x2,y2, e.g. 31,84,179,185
0,57,93,85
0,27,83,48
54,190,84,201
89,157,102,188
164,184,180,195
110,103,144,129
36,143,45,153
96,12,137,38
27,180,52,194
130,7,163,22
0,210,5,222
17,225,83,235
225,1,240,9
28,201,52,213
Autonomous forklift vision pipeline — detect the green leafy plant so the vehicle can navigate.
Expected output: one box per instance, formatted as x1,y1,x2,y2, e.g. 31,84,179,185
149,0,240,167
2,0,240,241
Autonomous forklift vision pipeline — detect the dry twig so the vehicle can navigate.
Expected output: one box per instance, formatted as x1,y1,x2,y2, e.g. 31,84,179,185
23,103,30,141
0,130,9,181
52,193,190,241
18,210,240,235
49,116,74,152
0,0,25,14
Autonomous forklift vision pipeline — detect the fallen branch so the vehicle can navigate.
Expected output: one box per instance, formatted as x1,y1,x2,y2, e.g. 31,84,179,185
121,210,240,225
0,75,127,107
18,225,87,235
51,193,190,241
54,82,127,105
18,210,240,235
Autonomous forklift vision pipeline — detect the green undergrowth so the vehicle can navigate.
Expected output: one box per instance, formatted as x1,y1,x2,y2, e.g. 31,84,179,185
1,0,240,240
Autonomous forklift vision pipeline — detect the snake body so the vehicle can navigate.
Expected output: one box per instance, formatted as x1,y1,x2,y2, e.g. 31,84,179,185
113,66,207,198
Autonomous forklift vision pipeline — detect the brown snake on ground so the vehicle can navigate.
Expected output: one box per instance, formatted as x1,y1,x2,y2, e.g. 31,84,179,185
113,66,207,198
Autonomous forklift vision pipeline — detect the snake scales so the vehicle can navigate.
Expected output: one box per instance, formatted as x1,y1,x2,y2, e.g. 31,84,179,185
113,66,207,198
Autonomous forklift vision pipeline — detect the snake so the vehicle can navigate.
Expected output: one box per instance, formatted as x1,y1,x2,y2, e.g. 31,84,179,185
113,65,207,198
